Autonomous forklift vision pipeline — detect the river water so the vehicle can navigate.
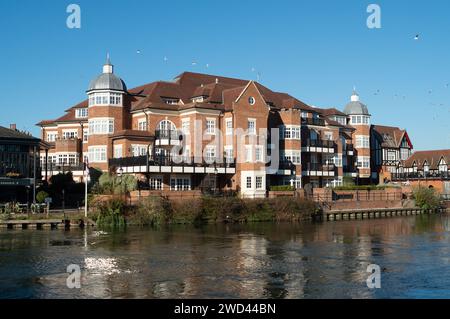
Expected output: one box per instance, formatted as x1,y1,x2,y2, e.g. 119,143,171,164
1,214,450,299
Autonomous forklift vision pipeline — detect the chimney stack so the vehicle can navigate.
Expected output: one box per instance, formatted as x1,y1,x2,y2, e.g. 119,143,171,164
10,124,16,131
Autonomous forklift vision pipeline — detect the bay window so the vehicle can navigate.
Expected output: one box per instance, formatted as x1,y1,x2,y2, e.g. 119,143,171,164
89,118,114,135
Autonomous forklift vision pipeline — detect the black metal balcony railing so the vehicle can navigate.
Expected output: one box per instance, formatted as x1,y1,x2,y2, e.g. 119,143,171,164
304,163,336,172
302,139,336,149
392,172,450,181
301,117,325,126
155,129,183,141
109,155,236,169
278,161,296,170
41,163,85,171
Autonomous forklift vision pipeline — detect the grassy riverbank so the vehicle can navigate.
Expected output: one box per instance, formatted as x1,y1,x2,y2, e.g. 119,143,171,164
91,196,318,227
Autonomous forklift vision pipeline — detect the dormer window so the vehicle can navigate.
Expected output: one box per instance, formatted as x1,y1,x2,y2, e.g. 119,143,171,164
75,108,89,118
192,96,206,103
163,98,179,105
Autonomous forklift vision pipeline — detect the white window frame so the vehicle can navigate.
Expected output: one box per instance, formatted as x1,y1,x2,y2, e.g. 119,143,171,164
224,146,233,163
256,176,263,189
245,145,252,163
131,144,147,157
281,150,301,165
225,118,233,135
149,176,163,190
75,108,89,118
83,129,89,143
356,135,370,148
89,118,115,135
206,118,216,135
255,145,264,163
137,118,148,131
246,176,252,189
205,145,216,163
182,118,191,135
248,119,256,135
113,145,123,158
357,156,370,169
88,146,107,163
62,130,78,140
46,132,58,142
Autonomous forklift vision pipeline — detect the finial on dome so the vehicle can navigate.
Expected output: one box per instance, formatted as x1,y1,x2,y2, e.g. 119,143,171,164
351,86,360,102
103,53,113,74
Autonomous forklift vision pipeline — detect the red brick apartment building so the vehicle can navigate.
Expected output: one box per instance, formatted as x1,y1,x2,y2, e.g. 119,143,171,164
37,57,414,198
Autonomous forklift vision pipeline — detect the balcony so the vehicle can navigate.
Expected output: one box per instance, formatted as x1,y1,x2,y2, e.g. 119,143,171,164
109,155,236,175
392,172,450,181
302,139,336,153
41,163,85,178
55,138,81,153
155,130,183,146
302,163,336,177
301,117,325,126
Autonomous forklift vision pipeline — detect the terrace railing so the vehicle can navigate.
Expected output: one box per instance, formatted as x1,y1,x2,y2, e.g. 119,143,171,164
109,155,236,170
302,139,336,149
392,172,450,181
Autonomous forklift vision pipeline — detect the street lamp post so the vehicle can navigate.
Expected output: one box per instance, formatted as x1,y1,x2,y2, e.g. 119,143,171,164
118,167,124,200
214,166,218,195
26,185,30,214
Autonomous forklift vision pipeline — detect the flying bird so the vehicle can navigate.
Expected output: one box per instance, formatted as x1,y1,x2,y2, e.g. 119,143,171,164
414,34,420,40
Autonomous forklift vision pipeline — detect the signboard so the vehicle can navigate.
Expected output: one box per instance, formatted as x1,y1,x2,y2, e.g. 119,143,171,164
0,178,33,186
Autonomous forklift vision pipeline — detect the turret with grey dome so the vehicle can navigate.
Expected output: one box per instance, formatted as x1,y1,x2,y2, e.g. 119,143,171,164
87,54,126,108
344,89,370,116
87,54,127,93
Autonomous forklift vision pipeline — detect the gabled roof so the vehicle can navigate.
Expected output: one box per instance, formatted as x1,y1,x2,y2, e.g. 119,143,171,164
404,150,450,170
372,125,412,149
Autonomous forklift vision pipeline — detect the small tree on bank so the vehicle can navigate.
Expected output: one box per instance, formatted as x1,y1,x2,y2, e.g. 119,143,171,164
413,186,441,210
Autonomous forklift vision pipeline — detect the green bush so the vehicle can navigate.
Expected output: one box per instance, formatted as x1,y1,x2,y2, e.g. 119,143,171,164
95,198,127,228
134,196,173,226
36,191,49,204
413,186,441,210
98,173,137,195
333,185,386,191
135,195,316,225
269,185,295,191
343,176,355,187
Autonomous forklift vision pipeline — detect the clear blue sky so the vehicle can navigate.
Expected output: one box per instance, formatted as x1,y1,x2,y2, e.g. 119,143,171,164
0,0,449,150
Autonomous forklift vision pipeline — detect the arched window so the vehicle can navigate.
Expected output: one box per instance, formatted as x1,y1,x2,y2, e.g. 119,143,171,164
157,120,178,139
157,120,176,132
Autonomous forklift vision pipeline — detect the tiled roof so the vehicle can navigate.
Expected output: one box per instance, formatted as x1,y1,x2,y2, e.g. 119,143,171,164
320,108,347,117
38,71,313,125
404,150,450,170
0,126,40,141
372,125,409,148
